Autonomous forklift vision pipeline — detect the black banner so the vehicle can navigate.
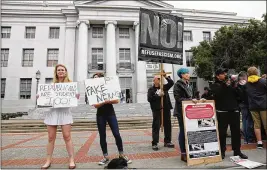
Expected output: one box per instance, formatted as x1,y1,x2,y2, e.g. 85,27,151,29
138,8,184,64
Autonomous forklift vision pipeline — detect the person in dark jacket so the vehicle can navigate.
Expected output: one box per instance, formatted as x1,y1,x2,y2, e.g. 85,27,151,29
246,67,267,149
173,68,205,162
236,71,255,144
210,68,248,159
147,72,174,151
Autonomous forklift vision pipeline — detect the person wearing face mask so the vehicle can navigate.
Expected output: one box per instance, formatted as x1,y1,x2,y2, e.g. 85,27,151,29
236,71,256,144
173,68,206,162
147,71,174,151
209,68,248,160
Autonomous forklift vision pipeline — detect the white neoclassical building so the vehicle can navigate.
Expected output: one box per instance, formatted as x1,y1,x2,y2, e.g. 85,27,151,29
1,1,251,113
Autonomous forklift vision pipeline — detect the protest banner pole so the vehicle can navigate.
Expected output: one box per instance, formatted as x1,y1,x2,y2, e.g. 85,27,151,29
160,62,164,132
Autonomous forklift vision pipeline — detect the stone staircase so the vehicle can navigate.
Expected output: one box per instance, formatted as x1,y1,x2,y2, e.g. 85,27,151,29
2,103,178,133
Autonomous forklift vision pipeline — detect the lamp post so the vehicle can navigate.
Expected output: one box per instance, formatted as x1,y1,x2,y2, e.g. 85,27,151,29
35,70,41,107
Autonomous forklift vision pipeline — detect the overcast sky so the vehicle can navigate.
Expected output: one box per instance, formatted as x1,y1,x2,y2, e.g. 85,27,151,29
165,1,266,20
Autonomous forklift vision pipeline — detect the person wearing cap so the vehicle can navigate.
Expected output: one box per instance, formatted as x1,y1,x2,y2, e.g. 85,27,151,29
147,71,174,151
173,68,205,162
210,68,248,159
246,66,267,149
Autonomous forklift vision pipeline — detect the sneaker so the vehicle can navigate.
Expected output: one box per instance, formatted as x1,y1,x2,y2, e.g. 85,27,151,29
164,142,175,148
234,151,248,159
257,143,263,149
152,145,159,151
98,157,109,165
119,155,132,164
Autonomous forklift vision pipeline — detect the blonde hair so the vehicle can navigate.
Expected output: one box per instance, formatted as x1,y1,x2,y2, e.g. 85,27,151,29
247,66,259,76
53,64,71,83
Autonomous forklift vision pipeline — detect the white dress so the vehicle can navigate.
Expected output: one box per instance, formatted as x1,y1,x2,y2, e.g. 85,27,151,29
44,107,73,125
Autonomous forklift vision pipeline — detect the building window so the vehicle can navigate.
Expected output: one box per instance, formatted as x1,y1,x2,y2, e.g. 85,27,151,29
47,49,59,67
119,48,131,69
25,27,36,39
203,31,211,42
184,31,192,41
1,49,9,67
146,62,160,71
22,49,34,67
20,78,32,99
92,27,103,38
119,77,132,90
1,27,11,38
119,28,130,38
147,76,154,89
1,78,6,98
185,51,194,67
189,77,198,96
92,48,104,70
45,78,53,84
49,27,60,39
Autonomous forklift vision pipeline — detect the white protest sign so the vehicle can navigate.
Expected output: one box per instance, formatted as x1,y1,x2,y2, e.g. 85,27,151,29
84,76,121,105
37,84,54,107
53,82,78,108
37,82,78,108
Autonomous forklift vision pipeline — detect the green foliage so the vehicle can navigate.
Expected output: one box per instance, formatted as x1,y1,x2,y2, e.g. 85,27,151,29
191,13,266,81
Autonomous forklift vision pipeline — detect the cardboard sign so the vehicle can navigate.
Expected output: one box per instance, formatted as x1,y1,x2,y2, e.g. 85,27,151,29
138,8,184,64
53,83,78,108
37,82,78,108
182,100,222,166
84,76,121,105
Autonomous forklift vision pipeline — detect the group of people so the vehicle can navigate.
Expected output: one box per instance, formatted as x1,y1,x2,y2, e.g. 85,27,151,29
147,66,266,163
40,64,266,169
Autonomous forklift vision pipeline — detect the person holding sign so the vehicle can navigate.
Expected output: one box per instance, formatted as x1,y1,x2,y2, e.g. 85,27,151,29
147,73,174,151
173,68,204,162
210,68,248,160
41,64,79,169
91,73,132,166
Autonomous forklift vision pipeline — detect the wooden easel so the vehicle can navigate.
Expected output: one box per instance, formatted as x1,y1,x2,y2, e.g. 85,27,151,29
154,63,172,132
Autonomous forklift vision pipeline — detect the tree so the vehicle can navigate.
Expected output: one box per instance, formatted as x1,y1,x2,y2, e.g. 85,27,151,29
191,13,266,81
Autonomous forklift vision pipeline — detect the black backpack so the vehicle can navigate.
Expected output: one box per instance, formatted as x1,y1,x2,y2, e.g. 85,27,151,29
105,157,128,169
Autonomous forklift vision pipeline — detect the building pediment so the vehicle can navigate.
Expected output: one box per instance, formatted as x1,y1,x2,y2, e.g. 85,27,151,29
75,0,174,9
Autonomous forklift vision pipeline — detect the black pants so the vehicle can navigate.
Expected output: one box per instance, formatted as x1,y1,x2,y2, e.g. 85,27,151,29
217,111,241,153
152,109,172,145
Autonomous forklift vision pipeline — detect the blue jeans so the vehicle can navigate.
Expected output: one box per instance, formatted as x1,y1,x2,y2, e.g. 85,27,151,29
240,107,255,143
177,114,186,153
97,115,123,156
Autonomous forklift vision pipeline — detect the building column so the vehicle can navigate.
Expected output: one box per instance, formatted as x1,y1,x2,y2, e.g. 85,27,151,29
105,21,117,77
64,26,76,80
76,20,89,81
134,21,147,103
76,20,89,104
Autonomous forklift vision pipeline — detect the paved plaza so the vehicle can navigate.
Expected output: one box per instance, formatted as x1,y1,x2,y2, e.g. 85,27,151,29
1,128,266,169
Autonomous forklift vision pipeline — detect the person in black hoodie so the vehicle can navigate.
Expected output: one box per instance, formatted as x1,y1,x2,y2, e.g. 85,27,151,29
147,72,174,151
236,71,256,144
210,68,248,159
246,67,267,149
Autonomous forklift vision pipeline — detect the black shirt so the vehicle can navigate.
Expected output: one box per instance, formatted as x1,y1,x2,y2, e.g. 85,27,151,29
97,103,115,117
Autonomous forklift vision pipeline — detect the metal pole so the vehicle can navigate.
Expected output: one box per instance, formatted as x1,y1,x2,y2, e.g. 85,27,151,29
35,79,39,108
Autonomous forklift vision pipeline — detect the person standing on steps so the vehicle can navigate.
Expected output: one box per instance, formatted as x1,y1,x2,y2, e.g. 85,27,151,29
91,73,132,166
147,71,175,151
210,68,248,160
41,64,79,169
173,68,205,162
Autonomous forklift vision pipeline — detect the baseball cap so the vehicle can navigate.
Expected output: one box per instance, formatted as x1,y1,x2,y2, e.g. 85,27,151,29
215,68,228,76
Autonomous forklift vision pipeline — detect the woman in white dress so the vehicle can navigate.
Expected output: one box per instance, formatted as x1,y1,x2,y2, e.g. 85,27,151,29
41,64,79,169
